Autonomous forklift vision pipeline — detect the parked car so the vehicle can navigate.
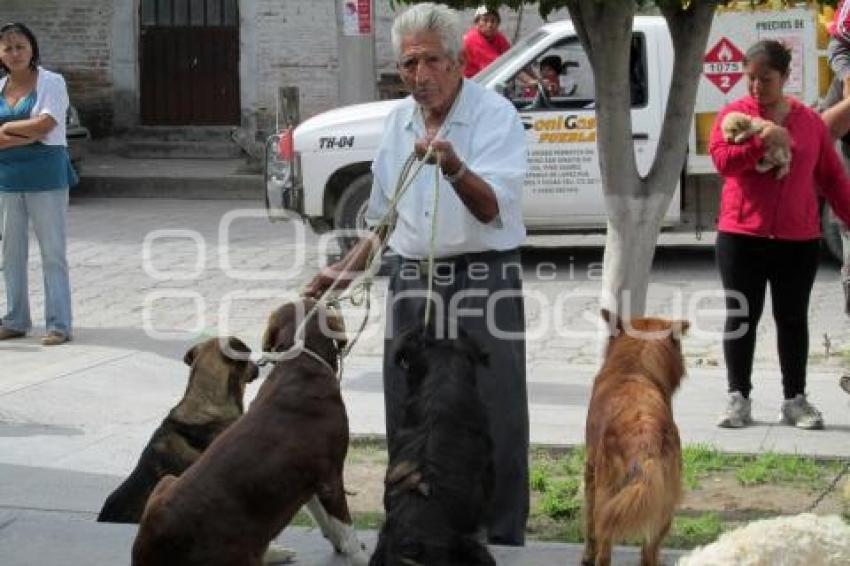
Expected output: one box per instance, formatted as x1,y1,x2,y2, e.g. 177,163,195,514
66,105,90,171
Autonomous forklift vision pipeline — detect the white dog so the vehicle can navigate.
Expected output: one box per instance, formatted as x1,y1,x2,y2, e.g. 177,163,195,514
721,111,791,179
678,513,850,566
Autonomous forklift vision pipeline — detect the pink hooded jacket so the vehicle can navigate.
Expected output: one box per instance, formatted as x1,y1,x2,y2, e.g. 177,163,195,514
710,96,850,240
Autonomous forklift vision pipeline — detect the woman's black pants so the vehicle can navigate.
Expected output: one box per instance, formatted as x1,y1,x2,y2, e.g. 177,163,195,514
716,232,820,400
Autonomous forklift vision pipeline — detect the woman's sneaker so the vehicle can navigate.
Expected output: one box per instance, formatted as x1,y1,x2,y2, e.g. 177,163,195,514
717,391,753,428
41,331,70,346
779,394,824,430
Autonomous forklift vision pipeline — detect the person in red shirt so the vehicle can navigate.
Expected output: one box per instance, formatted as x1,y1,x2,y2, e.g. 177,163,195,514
462,6,510,78
710,40,850,431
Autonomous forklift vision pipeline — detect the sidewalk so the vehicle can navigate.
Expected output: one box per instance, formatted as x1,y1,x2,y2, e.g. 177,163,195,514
1,344,848,482
75,154,262,199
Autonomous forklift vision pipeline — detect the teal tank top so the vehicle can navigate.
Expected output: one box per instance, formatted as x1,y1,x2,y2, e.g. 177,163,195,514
0,91,79,192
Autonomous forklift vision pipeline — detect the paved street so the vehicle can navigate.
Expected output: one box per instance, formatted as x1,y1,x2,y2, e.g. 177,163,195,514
4,197,850,468
1,197,849,565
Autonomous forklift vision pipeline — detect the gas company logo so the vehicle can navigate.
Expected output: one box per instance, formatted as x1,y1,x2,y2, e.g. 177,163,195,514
525,114,597,143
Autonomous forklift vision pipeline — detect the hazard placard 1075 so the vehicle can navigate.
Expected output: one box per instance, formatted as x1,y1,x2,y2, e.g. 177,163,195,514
703,37,745,94
705,61,742,74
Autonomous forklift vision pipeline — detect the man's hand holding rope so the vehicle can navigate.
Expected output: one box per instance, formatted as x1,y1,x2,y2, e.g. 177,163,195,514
303,226,389,300
414,135,500,224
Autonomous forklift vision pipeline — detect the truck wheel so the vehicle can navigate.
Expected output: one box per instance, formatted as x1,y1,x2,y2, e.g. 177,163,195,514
332,174,395,276
821,204,844,263
334,173,372,256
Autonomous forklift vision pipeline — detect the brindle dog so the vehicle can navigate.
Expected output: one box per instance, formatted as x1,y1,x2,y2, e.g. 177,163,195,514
97,336,258,524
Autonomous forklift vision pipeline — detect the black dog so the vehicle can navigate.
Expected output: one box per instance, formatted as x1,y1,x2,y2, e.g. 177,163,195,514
370,326,495,566
97,337,258,523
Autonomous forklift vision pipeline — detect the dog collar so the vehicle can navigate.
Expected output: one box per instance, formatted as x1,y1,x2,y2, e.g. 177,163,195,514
299,346,338,376
257,346,339,378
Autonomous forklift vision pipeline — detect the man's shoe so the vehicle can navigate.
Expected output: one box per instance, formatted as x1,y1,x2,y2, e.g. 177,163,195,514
840,375,850,396
780,394,824,430
717,391,753,428
0,327,25,340
41,331,70,346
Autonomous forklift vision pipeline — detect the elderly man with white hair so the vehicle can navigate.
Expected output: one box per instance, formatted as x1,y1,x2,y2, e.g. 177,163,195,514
305,2,529,546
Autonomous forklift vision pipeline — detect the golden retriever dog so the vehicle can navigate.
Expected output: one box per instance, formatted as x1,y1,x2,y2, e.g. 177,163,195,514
582,311,689,566
97,336,258,523
132,298,367,566
721,110,790,178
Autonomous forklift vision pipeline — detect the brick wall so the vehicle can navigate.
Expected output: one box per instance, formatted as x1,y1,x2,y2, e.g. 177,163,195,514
4,1,567,136
2,0,115,135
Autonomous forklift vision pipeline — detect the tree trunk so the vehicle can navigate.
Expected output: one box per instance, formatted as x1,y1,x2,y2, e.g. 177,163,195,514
567,0,717,317
601,193,667,317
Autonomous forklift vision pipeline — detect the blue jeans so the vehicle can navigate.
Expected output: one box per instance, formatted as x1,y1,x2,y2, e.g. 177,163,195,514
1,189,72,335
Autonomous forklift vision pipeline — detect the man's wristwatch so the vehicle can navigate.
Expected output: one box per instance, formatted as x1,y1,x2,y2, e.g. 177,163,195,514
442,161,467,184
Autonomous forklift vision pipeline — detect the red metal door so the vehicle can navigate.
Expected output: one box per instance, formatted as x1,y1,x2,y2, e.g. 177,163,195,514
140,0,240,125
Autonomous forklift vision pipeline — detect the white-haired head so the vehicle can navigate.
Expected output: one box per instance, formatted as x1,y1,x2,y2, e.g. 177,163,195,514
391,2,463,61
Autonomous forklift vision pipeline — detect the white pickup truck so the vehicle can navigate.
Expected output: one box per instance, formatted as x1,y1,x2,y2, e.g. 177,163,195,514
266,7,840,256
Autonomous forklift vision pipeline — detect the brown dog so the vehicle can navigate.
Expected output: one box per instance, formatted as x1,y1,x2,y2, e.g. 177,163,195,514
132,299,367,566
582,311,689,566
97,336,258,523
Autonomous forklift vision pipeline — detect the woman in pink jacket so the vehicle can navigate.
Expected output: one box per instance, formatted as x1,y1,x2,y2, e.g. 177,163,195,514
710,40,850,430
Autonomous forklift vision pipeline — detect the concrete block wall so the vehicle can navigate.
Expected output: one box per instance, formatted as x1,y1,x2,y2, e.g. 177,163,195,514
1,0,115,135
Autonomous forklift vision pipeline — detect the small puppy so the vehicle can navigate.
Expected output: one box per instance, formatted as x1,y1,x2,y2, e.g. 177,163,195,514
721,110,791,178
132,299,367,566
582,311,689,566
370,326,495,566
97,336,258,524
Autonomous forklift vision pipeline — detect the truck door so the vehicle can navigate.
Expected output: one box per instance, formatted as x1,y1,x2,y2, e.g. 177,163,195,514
506,33,664,229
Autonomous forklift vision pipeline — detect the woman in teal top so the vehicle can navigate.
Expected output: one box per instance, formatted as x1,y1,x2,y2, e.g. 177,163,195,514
0,23,77,346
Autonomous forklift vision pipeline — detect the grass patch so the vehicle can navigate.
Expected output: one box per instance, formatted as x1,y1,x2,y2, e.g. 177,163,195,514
680,446,840,490
294,510,387,531
539,477,583,520
734,452,836,487
530,447,586,521
340,443,843,549
682,444,740,489
666,513,723,548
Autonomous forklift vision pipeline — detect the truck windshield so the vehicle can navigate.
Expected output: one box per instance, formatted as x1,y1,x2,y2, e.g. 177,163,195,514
473,30,550,86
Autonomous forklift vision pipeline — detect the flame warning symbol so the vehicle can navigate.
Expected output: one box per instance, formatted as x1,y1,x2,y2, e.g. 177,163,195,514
704,37,745,94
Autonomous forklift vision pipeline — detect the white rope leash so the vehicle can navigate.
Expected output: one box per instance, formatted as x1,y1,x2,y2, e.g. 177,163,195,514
270,147,435,379
423,152,442,327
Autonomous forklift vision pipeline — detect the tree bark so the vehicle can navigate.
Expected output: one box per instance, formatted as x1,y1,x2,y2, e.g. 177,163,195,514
567,0,717,317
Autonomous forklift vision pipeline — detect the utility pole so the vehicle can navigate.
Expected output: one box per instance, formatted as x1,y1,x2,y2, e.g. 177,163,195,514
335,0,377,105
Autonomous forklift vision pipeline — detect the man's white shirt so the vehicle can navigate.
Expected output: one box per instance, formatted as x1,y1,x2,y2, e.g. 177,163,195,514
365,79,528,259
